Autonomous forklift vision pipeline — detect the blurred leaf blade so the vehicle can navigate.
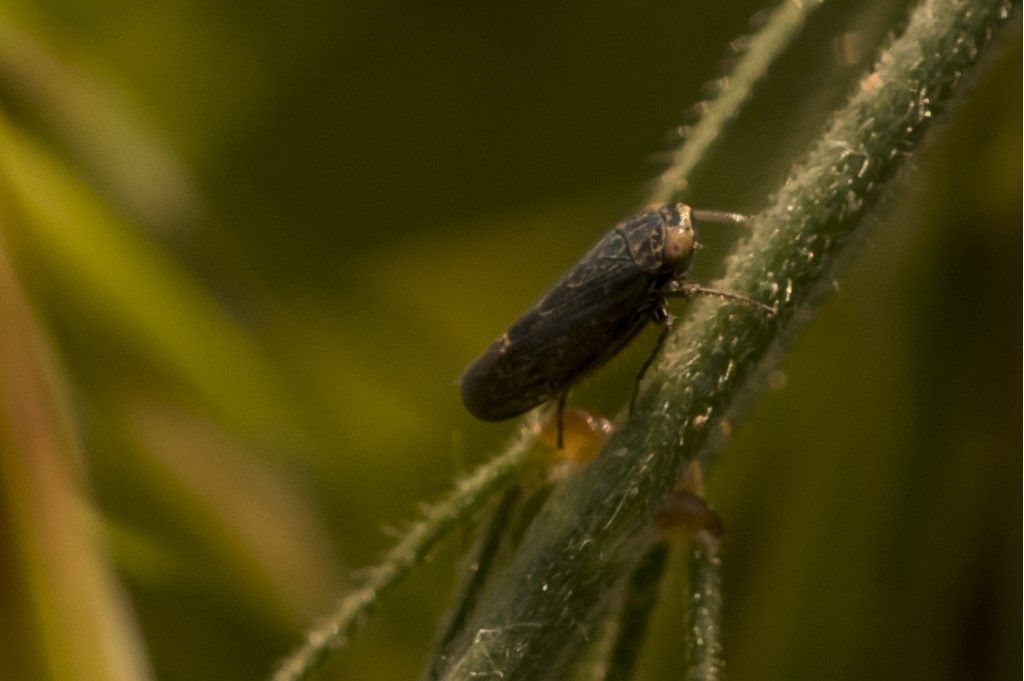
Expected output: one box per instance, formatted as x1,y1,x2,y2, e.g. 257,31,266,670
0,231,154,681
0,14,201,231
0,111,297,439
119,397,344,629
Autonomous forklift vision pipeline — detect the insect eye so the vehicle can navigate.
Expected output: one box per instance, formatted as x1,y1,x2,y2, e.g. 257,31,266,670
663,226,696,264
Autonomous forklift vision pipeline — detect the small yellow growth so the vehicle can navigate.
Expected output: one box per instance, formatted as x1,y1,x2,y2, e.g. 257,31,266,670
536,407,614,465
860,72,884,92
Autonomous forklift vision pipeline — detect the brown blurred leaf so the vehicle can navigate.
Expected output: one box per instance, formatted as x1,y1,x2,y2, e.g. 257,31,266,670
121,397,343,627
0,15,201,231
0,230,153,681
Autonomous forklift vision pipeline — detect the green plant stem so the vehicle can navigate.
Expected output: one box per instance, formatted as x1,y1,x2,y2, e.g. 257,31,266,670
437,2,1016,679
599,542,670,681
685,542,723,681
419,485,523,681
648,0,825,204
271,427,539,681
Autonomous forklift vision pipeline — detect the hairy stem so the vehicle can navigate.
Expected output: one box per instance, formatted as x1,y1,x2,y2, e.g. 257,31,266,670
599,542,670,681
419,485,523,681
437,1,1016,679
685,543,724,681
271,427,539,681
648,0,825,203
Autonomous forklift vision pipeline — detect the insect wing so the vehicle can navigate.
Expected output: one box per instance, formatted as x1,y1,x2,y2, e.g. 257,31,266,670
460,219,665,421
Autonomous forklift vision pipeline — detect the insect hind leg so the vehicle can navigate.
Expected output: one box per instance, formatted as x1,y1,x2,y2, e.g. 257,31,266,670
554,388,569,449
631,305,674,414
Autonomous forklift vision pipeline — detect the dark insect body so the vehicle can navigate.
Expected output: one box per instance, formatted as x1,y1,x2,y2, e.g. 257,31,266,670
460,203,770,440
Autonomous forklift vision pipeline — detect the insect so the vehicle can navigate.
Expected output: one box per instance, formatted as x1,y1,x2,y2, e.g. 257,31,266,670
460,203,773,446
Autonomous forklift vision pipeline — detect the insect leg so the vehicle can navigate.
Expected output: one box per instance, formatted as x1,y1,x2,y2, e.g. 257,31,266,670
555,389,568,449
631,305,674,414
667,281,776,315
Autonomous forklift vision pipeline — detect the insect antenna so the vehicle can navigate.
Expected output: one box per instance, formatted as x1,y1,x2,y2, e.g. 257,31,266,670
691,209,750,226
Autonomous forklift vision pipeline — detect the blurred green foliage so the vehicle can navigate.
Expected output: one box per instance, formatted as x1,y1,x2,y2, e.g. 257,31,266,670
0,1,1018,680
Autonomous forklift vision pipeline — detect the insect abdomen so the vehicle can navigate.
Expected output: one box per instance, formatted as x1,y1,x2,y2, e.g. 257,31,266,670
460,298,654,420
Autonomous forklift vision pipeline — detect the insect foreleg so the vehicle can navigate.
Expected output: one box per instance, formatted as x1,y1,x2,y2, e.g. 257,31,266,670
667,281,776,315
631,305,674,414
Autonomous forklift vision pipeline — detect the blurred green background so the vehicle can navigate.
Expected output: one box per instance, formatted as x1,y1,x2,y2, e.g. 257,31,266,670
0,1,1018,680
